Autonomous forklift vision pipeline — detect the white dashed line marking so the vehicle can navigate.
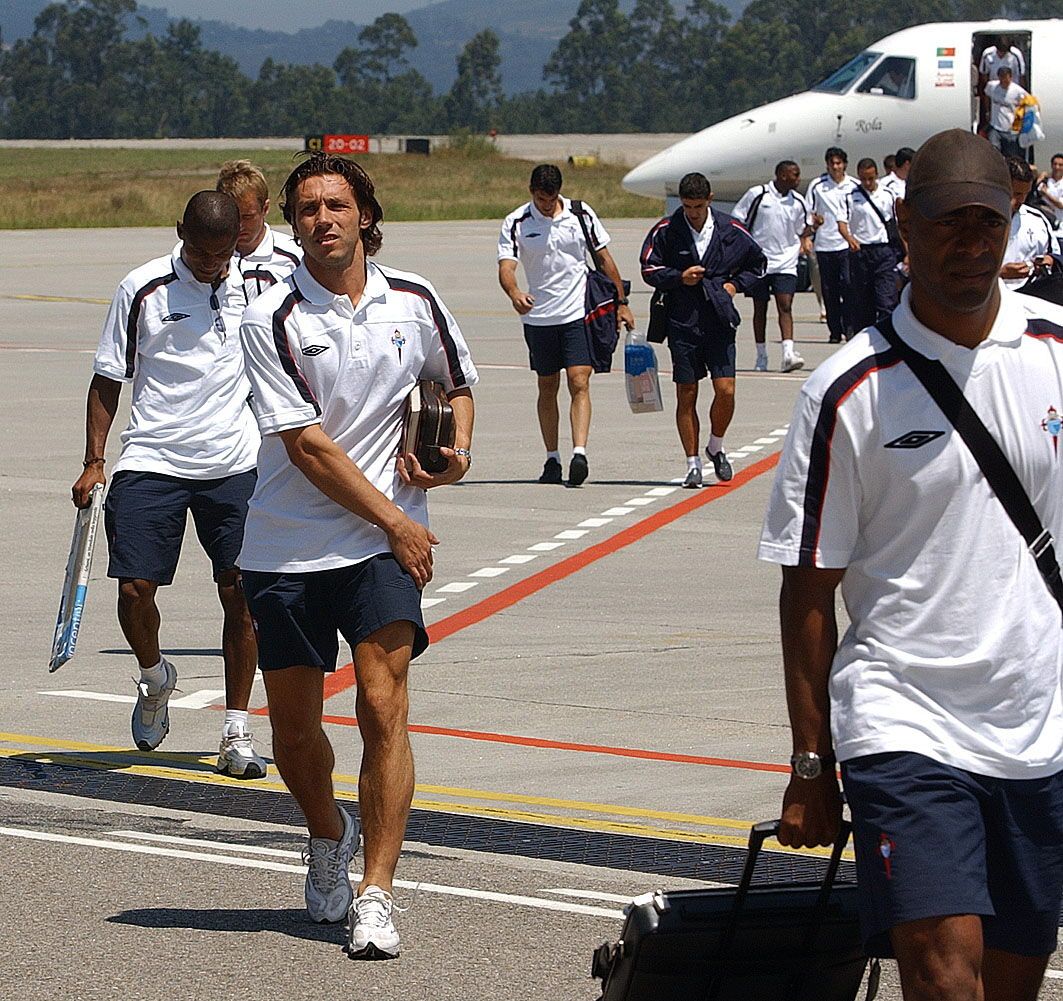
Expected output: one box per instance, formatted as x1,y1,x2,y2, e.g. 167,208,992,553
436,581,478,593
528,542,565,552
468,567,510,578
625,497,656,506
753,437,778,445
577,518,612,528
770,428,790,436
601,507,635,516
421,597,447,608
646,487,679,496
741,445,764,453
499,554,538,564
554,529,589,540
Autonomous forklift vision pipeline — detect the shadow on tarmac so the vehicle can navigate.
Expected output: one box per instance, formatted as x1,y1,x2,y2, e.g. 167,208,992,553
107,908,345,943
98,648,223,657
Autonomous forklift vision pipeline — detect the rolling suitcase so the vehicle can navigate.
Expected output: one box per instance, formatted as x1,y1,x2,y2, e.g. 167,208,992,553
591,820,879,1001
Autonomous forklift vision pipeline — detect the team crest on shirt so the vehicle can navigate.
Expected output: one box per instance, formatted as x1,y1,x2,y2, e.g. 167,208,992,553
161,312,190,322
1041,406,1062,456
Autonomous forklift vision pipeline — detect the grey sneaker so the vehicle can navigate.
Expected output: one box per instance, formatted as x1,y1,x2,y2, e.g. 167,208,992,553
705,448,734,483
131,658,177,751
682,466,703,489
347,885,401,960
782,352,805,373
216,727,267,779
302,807,360,923
754,356,768,372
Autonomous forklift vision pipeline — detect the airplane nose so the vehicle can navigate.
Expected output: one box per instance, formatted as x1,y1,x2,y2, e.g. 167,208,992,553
622,155,673,199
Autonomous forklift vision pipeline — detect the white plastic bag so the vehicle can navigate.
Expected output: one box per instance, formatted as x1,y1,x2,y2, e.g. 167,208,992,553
624,329,663,413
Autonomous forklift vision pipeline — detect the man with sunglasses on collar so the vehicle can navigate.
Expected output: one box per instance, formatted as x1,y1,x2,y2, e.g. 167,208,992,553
760,129,1063,1001
71,190,265,780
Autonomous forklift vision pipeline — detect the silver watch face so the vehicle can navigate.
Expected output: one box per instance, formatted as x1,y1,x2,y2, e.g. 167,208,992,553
792,753,823,780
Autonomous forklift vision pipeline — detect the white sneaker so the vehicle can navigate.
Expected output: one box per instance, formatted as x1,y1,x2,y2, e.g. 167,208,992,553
754,356,768,372
216,727,267,779
347,885,401,960
302,807,360,923
131,659,177,751
781,353,805,373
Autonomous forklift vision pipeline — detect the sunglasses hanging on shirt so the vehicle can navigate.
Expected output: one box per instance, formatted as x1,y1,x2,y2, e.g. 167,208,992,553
209,290,226,340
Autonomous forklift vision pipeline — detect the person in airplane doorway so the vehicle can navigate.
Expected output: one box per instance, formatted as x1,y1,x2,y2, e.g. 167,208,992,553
70,191,266,779
497,163,635,487
640,171,766,489
839,158,900,329
215,159,301,303
807,147,859,344
733,160,814,373
762,128,1063,1001
985,66,1030,160
238,152,477,961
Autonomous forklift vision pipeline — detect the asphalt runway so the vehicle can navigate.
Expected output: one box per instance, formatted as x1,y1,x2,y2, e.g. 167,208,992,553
1,221,1060,1000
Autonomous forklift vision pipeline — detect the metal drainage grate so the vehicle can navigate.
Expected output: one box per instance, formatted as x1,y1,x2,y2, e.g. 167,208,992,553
0,755,845,886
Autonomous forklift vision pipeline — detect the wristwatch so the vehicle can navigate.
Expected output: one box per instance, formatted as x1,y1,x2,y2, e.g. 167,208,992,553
454,448,472,467
616,297,630,306
790,751,836,780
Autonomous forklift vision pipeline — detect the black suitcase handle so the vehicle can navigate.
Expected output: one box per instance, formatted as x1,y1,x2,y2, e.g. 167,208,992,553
702,818,852,1001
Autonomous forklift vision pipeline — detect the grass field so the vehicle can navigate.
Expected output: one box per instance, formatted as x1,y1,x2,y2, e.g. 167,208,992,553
3,146,661,229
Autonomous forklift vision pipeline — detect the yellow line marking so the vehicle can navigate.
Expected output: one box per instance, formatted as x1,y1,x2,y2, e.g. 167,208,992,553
0,732,848,859
4,293,110,305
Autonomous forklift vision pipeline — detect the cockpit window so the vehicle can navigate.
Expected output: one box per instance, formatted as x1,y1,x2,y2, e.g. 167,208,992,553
856,56,917,99
812,51,881,94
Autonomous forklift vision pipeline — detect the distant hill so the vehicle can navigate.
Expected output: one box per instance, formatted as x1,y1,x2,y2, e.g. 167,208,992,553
2,0,750,95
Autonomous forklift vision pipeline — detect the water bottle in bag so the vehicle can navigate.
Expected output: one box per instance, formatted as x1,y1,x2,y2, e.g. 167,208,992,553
624,328,663,414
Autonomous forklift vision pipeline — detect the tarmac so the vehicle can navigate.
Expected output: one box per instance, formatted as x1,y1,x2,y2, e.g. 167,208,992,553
0,220,1059,1000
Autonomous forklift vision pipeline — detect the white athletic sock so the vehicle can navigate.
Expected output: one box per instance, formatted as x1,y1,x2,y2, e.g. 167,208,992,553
686,455,702,470
707,434,725,457
223,709,249,736
572,446,587,456
139,659,167,688
756,343,768,361
546,450,560,462
782,338,795,358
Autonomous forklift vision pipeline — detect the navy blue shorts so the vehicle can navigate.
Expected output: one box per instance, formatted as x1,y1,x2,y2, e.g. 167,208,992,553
841,752,1063,958
668,328,736,383
745,273,798,301
104,469,256,585
523,320,593,375
241,554,429,672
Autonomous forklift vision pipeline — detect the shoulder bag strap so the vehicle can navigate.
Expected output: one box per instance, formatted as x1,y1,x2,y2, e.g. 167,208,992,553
854,186,890,235
570,199,603,270
877,315,1063,613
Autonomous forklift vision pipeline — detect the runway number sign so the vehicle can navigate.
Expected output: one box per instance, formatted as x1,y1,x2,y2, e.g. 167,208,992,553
304,134,370,154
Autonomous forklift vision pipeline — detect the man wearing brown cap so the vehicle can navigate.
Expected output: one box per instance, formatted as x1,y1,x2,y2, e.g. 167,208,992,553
759,129,1063,1001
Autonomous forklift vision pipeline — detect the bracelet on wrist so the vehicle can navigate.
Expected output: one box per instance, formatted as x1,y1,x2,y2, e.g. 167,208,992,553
82,457,105,467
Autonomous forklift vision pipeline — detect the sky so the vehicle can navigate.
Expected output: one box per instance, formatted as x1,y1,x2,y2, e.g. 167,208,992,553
144,0,427,30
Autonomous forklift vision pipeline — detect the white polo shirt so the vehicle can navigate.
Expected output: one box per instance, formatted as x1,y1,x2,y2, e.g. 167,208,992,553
733,182,809,275
93,245,260,479
759,285,1063,779
807,173,859,253
1003,204,1059,289
1044,176,1063,226
844,184,895,245
880,173,906,201
237,224,301,303
986,79,1028,133
238,260,478,573
497,196,610,326
980,45,1025,82
686,213,714,259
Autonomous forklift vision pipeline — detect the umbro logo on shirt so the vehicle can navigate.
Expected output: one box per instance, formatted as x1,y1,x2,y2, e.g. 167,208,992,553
161,312,190,322
884,430,946,449
301,344,329,356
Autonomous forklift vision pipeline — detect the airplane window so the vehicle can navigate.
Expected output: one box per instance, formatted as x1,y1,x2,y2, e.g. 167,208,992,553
812,51,882,94
856,56,916,99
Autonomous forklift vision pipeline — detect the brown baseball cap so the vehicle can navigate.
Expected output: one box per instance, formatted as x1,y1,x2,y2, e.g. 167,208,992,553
905,128,1012,221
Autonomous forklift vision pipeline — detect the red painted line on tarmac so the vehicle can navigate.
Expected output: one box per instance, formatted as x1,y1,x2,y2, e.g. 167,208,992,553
249,448,781,718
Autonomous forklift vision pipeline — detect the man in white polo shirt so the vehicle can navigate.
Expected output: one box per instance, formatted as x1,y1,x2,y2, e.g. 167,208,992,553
70,191,266,779
498,163,634,487
807,147,859,344
216,159,301,302
761,129,1063,1001
733,160,812,373
839,157,899,329
238,153,477,960
985,66,1029,159
1001,155,1060,292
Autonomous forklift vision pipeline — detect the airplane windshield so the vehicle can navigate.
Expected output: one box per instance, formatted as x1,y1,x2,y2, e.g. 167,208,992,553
812,51,881,94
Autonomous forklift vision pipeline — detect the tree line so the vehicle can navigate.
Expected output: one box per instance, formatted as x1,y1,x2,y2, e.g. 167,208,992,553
0,0,1049,139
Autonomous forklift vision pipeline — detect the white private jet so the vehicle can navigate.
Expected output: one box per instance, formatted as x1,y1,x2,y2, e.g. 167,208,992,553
623,19,1061,203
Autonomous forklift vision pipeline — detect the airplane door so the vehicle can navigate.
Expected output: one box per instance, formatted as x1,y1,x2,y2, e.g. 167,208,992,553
972,30,1032,133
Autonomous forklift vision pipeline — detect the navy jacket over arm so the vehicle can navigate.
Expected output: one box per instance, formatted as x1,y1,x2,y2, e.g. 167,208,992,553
640,207,766,336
